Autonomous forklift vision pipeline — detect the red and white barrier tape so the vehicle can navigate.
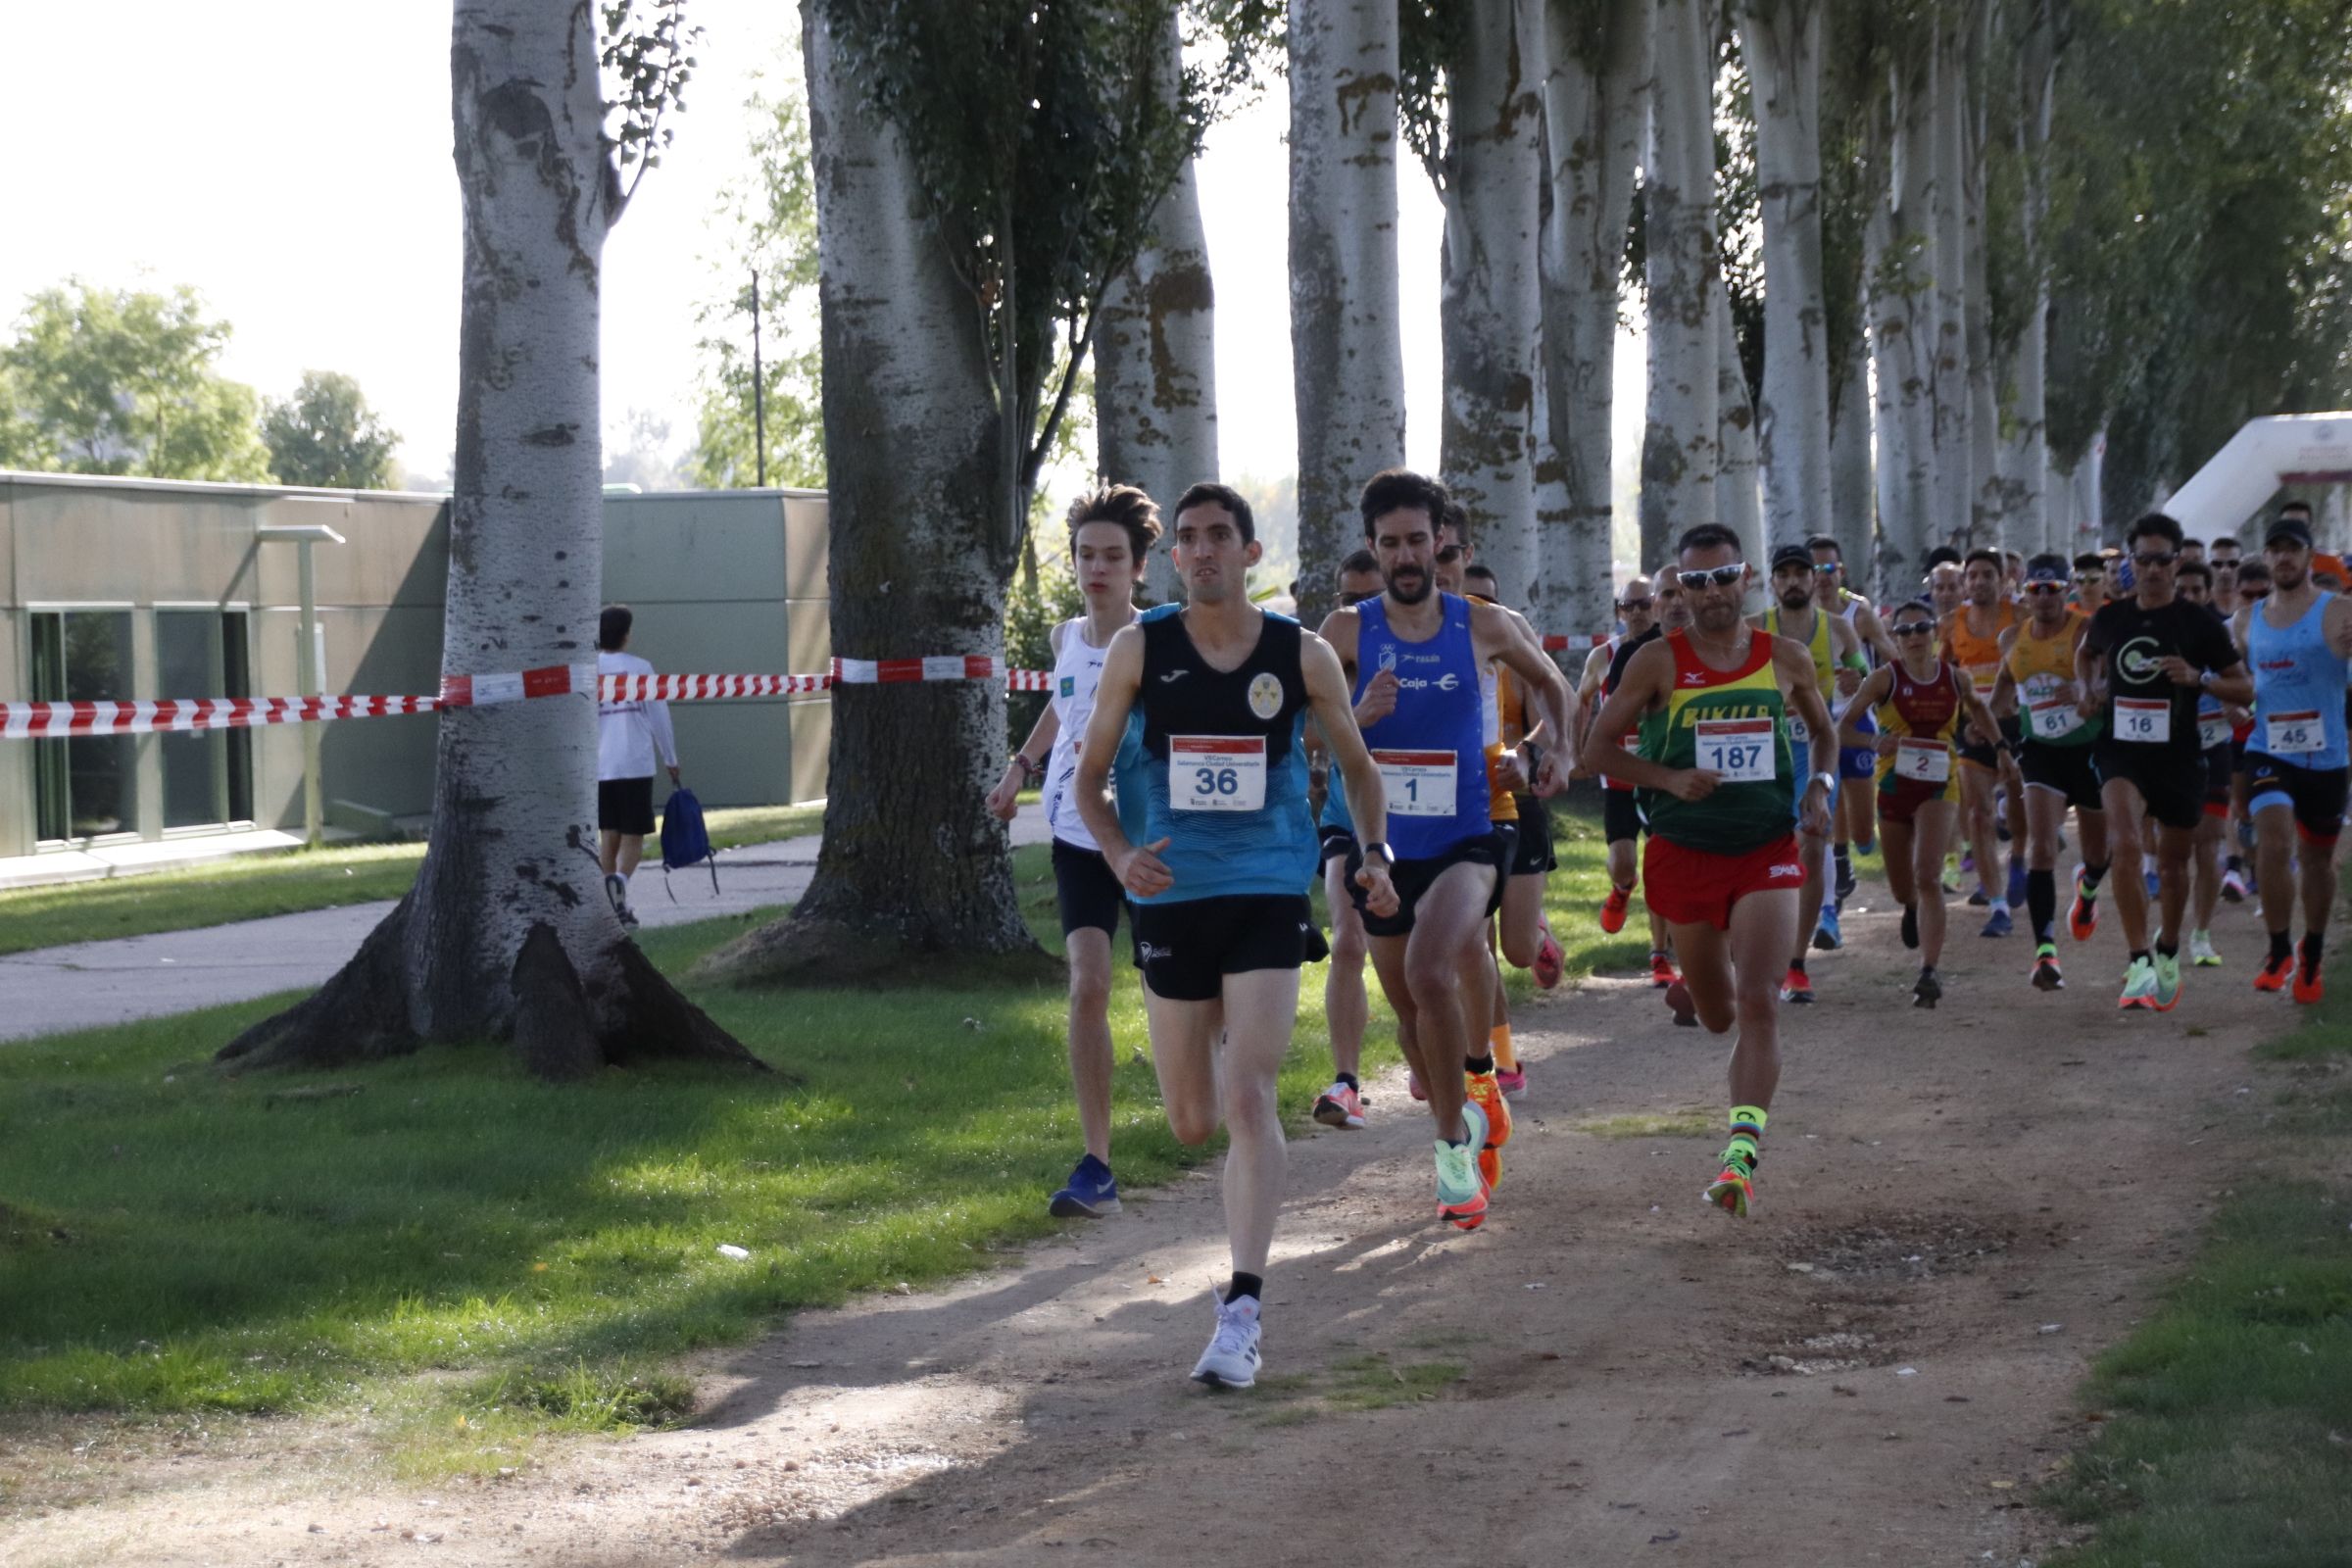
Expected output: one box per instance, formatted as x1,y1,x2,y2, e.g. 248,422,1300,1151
1,633,1617,737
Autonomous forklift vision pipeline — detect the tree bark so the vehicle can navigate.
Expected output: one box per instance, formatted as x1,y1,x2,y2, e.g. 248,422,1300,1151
1736,0,1833,556
219,0,761,1078
1716,297,1762,555
1640,0,1721,568
1998,0,2056,555
1291,0,1406,628
697,3,1049,988
1538,0,1650,633
1869,32,1938,598
1437,0,1544,609
1095,9,1217,606
1960,1,2001,551
1928,11,1973,548
1830,278,1876,565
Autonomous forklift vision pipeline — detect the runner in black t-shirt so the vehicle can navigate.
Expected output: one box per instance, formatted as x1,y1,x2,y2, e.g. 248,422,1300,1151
2077,513,2253,1012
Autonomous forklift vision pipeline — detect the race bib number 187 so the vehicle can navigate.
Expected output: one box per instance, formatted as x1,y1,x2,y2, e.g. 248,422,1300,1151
1693,717,1777,782
1170,736,1267,811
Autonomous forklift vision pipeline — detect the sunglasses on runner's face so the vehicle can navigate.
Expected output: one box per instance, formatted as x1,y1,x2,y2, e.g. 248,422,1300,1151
1891,621,1935,637
2026,582,2067,595
1813,562,1840,574
1435,544,1465,564
1677,564,1745,590
2240,586,2270,601
2132,550,2179,567
1617,596,1653,612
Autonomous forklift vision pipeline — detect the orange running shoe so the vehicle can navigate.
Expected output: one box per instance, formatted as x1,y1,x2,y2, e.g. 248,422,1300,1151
2293,961,2326,1005
2255,953,2293,994
1649,952,1680,989
2068,867,2099,942
1466,1070,1512,1190
1599,884,1632,934
1704,1161,1755,1218
1780,966,1815,1004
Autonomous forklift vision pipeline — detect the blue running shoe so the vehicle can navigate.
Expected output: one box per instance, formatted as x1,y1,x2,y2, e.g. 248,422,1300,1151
1812,902,1843,952
2143,866,2161,900
1050,1154,1121,1218
2005,858,2028,909
1980,906,2013,938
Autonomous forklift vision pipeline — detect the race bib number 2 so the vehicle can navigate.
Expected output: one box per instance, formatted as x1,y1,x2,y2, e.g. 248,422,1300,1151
1693,717,1777,782
2115,697,2171,745
1170,736,1266,811
1371,749,1458,818
1894,738,1953,783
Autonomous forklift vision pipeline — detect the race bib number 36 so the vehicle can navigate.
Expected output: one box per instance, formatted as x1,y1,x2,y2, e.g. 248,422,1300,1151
1171,736,1266,811
1894,737,1953,783
1693,717,1778,782
2265,710,2323,755
1371,749,1458,818
2115,697,2172,745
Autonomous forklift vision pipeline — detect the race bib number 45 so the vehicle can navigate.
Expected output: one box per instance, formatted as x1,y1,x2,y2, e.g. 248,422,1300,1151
2266,710,2324,755
1693,717,1777,782
1371,749,1458,818
1171,736,1266,811
2115,697,2172,745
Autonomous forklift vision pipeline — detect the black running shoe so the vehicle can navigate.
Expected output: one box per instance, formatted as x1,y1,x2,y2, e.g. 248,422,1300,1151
1912,968,1941,1008
1900,904,1919,950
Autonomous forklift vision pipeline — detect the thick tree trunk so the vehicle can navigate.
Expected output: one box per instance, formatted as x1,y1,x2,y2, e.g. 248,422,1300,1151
1095,10,1216,606
698,4,1048,988
1538,0,1649,631
1291,0,1406,628
1869,41,1938,597
1737,0,1833,556
1928,14,1972,548
1640,0,1720,568
1716,299,1762,555
1999,0,2056,555
1830,285,1876,566
1960,3,2001,551
220,0,760,1077
1437,0,1544,608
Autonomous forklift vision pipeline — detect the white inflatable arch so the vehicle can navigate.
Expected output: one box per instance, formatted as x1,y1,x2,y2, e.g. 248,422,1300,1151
2165,413,2352,544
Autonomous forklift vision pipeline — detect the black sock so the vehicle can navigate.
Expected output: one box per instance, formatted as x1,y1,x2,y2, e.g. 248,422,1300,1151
2157,941,2179,960
2271,929,2294,963
1226,1271,1263,1304
2027,867,2057,943
1835,843,1852,879
1465,1054,1495,1075
2131,948,2151,964
2082,861,2109,895
2300,932,2327,972
2227,853,2243,874
1788,956,1807,975
1336,1072,1359,1091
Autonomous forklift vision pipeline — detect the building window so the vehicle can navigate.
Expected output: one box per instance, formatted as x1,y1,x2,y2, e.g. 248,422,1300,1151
29,611,138,842
158,610,254,830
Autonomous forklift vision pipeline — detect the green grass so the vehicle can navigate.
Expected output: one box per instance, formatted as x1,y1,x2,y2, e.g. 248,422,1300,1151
1576,1109,1716,1140
0,799,1661,1477
1250,1350,1468,1425
2040,906,2352,1566
0,801,829,957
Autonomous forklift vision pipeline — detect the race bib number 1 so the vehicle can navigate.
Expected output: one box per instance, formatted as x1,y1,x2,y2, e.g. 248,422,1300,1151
1371,749,1458,818
1693,717,1777,782
2114,697,2172,745
2266,710,2324,755
1894,737,1953,783
1170,736,1266,811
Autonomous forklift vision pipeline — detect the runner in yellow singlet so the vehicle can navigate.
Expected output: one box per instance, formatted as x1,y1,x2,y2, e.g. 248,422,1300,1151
1754,543,1863,1005
1939,549,2027,935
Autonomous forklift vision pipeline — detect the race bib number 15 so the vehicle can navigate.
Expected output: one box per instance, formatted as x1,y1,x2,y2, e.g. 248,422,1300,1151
1170,736,1266,811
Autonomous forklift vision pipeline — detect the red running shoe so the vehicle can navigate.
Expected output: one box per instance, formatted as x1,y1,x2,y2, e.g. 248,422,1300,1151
2293,962,2325,1006
1598,884,1632,934
2255,953,2293,994
1648,952,1680,990
1532,921,1564,990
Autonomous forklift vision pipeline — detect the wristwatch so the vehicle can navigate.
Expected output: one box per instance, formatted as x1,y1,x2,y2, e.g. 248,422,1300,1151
1810,770,1838,794
1010,752,1042,781
1360,841,1396,866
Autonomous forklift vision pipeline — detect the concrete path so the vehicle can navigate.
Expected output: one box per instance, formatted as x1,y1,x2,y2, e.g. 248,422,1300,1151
0,805,1054,1043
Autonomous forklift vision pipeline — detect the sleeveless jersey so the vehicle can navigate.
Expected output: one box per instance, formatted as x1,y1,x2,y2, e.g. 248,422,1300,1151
2247,591,2350,770
2005,610,2100,749
1468,595,1518,825
1638,627,1796,856
1875,657,1967,789
1343,593,1494,858
1597,628,1659,794
1133,610,1318,904
1764,604,1838,751
1941,601,2019,702
1043,617,1117,849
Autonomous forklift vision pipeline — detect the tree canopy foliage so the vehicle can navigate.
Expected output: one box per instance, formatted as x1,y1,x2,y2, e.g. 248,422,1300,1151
262,369,401,490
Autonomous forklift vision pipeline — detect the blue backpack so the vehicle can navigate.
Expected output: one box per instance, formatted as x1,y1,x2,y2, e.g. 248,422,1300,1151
659,786,718,899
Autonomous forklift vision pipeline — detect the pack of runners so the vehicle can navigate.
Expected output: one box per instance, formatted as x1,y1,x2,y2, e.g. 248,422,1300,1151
995,475,2349,1392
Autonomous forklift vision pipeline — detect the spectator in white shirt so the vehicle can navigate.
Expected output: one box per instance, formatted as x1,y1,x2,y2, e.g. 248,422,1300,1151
596,604,679,926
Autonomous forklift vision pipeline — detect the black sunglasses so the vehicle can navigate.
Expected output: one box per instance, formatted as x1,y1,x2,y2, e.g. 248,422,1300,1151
2025,582,2068,595
1891,620,1936,637
1617,596,1654,612
2132,550,2179,567
1677,564,1745,589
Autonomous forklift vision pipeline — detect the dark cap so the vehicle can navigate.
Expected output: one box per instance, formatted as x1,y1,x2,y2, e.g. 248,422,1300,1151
2265,516,2315,550
1768,543,1816,572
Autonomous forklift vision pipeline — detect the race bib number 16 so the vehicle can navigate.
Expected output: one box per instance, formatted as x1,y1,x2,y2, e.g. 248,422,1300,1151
1693,717,1778,782
1170,736,1266,811
2115,697,2171,745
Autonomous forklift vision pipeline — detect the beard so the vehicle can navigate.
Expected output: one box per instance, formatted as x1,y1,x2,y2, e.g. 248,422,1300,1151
1386,567,1433,605
1693,596,1743,633
1777,582,1811,612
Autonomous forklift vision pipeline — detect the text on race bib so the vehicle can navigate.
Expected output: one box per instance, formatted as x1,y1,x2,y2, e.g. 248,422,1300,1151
1786,713,1811,748
1170,735,1266,811
2198,710,2230,751
1970,668,2000,699
1693,717,1777,782
2266,710,2324,755
2029,699,2084,741
1371,749,1458,818
2115,697,2171,744
1894,737,1953,783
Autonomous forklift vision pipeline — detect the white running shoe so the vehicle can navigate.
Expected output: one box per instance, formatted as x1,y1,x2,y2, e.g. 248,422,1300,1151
2189,930,2222,967
1190,1293,1262,1389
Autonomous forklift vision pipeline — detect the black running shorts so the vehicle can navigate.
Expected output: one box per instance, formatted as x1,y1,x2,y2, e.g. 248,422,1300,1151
2092,743,2204,833
2242,753,2351,846
1346,829,1508,939
1601,788,1643,846
2019,741,2101,814
1509,793,1558,875
1051,838,1127,938
597,775,656,836
1130,894,1313,1002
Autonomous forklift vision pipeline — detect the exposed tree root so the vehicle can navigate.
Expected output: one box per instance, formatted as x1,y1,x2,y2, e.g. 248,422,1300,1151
689,910,1066,991
215,897,420,1072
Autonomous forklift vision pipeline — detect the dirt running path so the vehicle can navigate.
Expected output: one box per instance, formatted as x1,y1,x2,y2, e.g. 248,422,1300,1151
2,868,2308,1567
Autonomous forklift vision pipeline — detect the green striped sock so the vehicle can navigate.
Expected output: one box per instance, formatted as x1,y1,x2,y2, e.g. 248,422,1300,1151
1726,1105,1767,1169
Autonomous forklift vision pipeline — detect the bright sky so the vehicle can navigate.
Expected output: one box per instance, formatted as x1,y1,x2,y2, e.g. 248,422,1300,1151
14,4,1638,499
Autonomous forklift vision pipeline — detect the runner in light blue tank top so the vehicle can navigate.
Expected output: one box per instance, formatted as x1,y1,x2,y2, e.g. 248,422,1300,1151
1348,593,1493,859
2248,590,2350,771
